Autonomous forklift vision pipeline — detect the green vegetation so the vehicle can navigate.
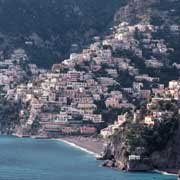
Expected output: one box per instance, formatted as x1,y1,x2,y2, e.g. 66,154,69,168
124,116,178,156
0,95,23,134
31,120,41,135
111,99,180,158
0,0,126,68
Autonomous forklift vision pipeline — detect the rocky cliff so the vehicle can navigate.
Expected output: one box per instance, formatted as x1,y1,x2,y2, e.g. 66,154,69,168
103,122,180,172
100,0,180,172
102,99,180,172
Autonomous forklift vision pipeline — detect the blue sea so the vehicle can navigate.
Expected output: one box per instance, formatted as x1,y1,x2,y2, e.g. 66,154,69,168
0,136,176,180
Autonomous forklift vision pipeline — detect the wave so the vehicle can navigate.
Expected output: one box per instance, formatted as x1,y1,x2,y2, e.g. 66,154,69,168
153,170,178,176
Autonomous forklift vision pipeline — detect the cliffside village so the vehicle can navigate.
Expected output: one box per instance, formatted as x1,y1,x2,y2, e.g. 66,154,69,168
0,49,31,93
1,21,180,138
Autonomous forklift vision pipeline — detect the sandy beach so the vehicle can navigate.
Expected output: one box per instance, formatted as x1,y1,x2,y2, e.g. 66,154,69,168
58,136,105,157
58,137,179,176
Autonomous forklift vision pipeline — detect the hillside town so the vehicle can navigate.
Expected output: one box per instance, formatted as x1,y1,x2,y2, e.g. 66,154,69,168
0,0,180,178
0,20,177,139
0,49,31,93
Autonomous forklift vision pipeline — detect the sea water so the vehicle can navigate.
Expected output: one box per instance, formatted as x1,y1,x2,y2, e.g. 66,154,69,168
0,136,176,180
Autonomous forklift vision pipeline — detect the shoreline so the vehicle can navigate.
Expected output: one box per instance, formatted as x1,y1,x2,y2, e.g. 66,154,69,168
57,136,105,158
11,134,179,176
57,138,99,157
153,170,178,176
12,133,104,157
55,138,178,176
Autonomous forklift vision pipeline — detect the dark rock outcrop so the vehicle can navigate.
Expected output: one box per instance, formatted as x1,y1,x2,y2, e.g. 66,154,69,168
149,123,180,171
127,159,152,172
102,109,180,172
102,160,115,168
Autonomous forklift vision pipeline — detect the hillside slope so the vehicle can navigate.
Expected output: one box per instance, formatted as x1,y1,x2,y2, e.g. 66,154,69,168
0,0,126,68
101,0,180,173
0,0,180,172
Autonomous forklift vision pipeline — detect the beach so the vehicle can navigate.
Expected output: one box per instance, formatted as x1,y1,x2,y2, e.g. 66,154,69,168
58,137,179,177
58,136,105,157
13,133,105,156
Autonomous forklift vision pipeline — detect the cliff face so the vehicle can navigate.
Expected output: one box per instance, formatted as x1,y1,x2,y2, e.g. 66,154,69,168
150,124,180,170
103,121,180,172
102,125,154,171
102,100,180,172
